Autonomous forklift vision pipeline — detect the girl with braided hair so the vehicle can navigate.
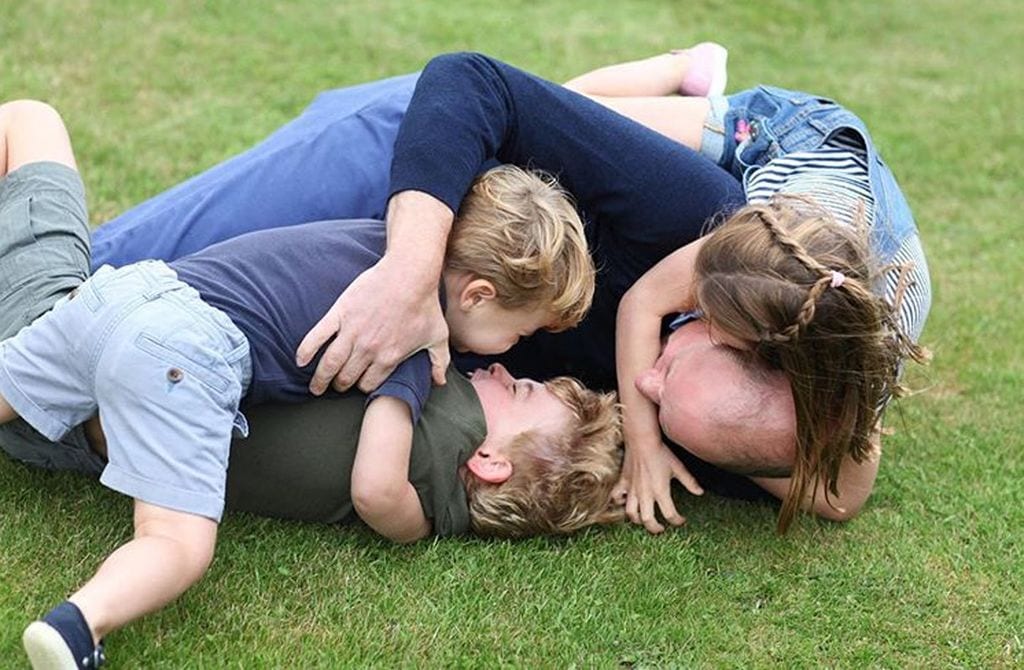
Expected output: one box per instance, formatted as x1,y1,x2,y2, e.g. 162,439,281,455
567,46,931,532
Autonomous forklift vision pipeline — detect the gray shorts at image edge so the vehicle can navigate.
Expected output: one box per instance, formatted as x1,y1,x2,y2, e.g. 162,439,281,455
0,161,102,474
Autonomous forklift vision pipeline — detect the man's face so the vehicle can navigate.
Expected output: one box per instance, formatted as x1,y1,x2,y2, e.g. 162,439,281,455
468,363,571,444
634,321,795,473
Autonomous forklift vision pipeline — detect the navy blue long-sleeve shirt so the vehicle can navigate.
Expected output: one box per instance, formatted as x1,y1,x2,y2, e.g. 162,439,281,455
391,53,745,393
390,52,745,391
388,53,771,500
172,219,432,421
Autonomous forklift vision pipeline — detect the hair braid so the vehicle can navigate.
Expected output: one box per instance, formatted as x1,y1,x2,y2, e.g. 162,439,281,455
757,205,827,274
754,204,838,343
694,195,927,533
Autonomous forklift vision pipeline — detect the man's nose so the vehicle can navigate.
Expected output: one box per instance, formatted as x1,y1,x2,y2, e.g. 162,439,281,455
634,368,663,404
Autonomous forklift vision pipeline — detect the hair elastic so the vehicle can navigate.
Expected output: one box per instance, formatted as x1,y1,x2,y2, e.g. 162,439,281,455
829,270,846,288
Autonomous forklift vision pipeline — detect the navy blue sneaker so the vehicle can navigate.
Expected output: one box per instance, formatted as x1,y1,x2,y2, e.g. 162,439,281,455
22,601,105,669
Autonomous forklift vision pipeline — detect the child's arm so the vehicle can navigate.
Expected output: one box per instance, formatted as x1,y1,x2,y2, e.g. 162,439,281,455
615,240,706,533
563,52,710,149
751,426,882,522
351,396,430,543
564,52,692,97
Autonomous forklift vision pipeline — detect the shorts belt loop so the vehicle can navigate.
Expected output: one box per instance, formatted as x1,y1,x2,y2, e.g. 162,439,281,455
139,260,176,300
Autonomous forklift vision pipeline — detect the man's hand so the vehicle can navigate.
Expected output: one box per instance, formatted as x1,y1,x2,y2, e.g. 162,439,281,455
616,440,703,534
296,189,455,394
296,257,450,394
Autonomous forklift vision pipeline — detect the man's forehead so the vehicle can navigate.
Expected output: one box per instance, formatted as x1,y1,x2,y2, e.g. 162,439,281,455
659,323,796,473
664,321,730,371
664,320,710,353
666,321,770,380
660,323,769,425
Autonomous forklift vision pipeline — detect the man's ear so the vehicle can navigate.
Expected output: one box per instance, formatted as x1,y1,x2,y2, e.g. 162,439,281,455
459,278,497,310
466,445,513,484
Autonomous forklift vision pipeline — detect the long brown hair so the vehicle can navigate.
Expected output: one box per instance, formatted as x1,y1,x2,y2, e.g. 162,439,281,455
695,197,926,532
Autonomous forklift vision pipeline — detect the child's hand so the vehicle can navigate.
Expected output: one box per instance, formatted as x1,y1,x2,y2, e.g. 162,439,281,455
612,238,708,534
618,437,702,534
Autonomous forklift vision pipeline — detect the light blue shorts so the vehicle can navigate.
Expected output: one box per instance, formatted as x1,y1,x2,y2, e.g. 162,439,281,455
0,261,251,521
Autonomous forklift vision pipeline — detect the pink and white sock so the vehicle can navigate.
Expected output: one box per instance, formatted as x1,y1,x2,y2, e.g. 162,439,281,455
673,42,729,97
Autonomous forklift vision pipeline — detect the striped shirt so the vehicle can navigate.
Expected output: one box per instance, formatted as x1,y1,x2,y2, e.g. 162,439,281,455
745,144,930,344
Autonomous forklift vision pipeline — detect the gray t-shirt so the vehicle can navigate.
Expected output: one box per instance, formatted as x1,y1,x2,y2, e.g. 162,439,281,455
224,367,486,537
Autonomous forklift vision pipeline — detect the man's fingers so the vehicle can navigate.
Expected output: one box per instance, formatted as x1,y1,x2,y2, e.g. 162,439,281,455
354,358,399,394
296,315,340,368
427,343,450,387
331,344,378,394
309,338,358,395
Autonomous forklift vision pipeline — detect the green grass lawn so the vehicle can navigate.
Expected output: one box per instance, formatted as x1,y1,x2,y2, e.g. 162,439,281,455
2,0,1022,667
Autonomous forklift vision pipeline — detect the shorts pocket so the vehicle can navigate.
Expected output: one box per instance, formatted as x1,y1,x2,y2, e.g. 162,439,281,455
0,197,35,246
0,199,36,293
134,332,233,394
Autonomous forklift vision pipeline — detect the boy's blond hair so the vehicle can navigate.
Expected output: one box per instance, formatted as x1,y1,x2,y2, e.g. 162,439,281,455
447,165,595,331
464,377,624,538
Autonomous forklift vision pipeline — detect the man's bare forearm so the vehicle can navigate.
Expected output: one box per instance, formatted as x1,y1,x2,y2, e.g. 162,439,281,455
383,190,454,287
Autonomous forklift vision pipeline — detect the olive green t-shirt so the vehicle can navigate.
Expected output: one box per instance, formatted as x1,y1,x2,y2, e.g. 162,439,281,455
224,367,486,537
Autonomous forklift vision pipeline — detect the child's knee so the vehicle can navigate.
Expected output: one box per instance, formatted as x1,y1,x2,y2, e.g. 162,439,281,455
1,99,62,125
134,504,219,577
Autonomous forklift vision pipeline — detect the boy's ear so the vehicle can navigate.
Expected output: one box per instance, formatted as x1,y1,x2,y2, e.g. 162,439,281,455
466,445,513,484
459,278,497,310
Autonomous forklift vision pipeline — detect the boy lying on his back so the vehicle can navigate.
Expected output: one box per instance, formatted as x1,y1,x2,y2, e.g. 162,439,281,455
0,100,622,670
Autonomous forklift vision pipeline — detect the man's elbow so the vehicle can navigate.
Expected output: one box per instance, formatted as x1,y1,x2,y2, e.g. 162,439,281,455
421,51,499,89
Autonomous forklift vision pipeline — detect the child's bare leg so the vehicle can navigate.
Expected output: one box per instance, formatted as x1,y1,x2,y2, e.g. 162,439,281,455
0,99,78,177
0,393,18,423
23,502,216,667
564,43,726,98
578,95,711,151
563,44,725,150
565,52,696,97
69,501,218,643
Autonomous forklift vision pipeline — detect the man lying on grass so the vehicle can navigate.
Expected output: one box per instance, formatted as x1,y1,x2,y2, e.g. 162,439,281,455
0,100,622,670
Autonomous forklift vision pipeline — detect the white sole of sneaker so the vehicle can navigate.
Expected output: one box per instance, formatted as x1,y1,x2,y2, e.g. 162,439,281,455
22,621,79,670
703,43,729,97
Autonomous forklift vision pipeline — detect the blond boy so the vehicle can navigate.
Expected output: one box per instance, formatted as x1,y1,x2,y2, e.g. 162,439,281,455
0,101,614,669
